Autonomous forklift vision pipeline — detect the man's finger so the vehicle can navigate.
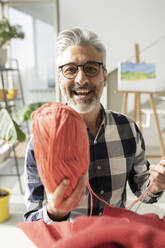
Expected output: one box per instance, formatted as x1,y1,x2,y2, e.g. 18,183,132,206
159,159,165,166
48,179,70,207
71,174,87,197
63,174,87,208
150,164,165,174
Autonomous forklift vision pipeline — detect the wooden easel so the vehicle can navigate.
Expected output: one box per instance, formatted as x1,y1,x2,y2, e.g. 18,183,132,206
116,44,165,158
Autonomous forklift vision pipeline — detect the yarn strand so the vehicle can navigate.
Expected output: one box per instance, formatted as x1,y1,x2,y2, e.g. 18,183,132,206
126,183,154,210
87,181,154,216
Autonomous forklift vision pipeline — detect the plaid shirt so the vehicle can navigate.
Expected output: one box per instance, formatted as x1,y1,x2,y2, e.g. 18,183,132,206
24,106,161,223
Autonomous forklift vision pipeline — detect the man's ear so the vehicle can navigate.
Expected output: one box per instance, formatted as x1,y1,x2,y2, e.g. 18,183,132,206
103,68,107,87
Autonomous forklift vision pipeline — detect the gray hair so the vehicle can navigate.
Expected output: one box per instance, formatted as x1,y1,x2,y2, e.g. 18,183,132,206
56,27,106,67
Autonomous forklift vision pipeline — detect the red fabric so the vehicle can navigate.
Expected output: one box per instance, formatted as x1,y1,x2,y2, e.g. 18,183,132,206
18,207,165,248
31,102,89,197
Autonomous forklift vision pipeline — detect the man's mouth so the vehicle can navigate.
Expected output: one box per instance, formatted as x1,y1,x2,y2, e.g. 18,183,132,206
72,89,94,100
73,89,92,96
69,83,96,101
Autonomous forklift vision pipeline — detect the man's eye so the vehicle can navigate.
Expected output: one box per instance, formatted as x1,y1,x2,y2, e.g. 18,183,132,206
85,66,97,73
64,66,77,74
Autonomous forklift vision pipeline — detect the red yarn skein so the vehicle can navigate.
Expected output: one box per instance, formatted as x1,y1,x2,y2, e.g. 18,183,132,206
31,102,90,198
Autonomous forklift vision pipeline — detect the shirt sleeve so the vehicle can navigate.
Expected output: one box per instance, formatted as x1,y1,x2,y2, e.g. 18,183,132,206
128,122,163,203
24,137,71,223
24,137,46,222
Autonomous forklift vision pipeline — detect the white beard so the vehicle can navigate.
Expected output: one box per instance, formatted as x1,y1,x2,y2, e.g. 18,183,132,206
60,84,97,114
68,100,97,114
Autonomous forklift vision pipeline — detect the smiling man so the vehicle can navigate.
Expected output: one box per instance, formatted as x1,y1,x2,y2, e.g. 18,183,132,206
58,44,107,136
24,27,165,223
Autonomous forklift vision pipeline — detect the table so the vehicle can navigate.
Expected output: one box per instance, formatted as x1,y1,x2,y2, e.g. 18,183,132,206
0,228,37,248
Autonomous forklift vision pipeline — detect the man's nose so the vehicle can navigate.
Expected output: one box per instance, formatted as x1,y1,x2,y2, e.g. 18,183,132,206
74,67,89,85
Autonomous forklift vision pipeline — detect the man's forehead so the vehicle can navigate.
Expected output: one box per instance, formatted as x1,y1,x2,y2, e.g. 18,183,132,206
58,45,102,65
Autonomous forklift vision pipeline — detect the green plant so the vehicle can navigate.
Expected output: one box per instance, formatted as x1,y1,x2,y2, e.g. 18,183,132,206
0,109,26,143
12,102,46,124
0,102,46,143
0,18,25,48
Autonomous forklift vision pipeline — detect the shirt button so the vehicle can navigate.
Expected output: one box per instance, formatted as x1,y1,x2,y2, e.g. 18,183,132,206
100,190,104,195
97,165,101,170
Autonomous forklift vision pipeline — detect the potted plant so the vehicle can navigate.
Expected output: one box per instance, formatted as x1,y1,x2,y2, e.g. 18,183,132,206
0,18,25,67
0,188,11,222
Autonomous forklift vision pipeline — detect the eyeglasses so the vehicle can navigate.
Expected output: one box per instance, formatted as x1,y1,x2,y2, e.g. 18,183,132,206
58,61,104,79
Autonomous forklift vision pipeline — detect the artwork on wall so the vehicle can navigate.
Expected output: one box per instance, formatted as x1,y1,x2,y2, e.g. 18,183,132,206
118,62,159,92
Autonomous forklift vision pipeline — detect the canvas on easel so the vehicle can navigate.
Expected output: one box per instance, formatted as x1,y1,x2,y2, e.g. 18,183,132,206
116,44,165,158
118,62,157,92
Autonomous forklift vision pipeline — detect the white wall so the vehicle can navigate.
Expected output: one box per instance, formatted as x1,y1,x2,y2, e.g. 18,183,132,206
59,0,165,108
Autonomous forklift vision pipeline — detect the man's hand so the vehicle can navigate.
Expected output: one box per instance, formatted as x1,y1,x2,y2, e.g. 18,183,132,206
149,158,165,194
46,174,87,221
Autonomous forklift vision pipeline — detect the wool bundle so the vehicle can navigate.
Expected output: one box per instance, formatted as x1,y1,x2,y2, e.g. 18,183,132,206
19,206,165,248
31,102,89,198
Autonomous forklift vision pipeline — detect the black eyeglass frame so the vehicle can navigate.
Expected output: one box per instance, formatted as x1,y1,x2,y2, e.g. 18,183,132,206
58,61,104,79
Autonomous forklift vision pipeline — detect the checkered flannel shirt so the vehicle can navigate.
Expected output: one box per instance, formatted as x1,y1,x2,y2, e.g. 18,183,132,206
24,106,162,223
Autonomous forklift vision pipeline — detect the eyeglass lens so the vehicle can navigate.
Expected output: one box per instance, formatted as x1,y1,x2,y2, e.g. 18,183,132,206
61,62,102,79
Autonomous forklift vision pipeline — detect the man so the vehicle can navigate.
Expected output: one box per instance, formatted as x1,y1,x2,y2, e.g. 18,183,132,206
24,27,165,223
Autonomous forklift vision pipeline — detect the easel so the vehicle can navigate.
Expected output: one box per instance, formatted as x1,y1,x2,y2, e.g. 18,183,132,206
116,44,165,158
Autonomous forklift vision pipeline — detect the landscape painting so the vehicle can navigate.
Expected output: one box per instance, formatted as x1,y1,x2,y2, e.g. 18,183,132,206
120,62,156,81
